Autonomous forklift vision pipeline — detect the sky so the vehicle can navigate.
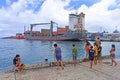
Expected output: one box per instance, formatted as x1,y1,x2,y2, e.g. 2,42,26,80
0,0,120,37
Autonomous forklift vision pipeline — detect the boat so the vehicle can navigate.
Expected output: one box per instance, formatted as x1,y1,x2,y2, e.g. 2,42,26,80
24,21,87,41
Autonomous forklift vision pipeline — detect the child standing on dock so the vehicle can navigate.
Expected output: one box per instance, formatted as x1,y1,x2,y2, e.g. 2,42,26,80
98,45,102,63
54,43,64,70
93,43,98,65
95,37,101,46
89,46,95,68
85,41,91,59
72,44,78,67
110,44,117,66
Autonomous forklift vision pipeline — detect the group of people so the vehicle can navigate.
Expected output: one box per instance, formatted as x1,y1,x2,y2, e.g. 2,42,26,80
85,38,102,68
86,40,102,68
54,43,78,69
85,38,117,68
13,39,118,73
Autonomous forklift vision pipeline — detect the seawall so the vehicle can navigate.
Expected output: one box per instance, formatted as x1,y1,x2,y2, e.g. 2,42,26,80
7,55,111,72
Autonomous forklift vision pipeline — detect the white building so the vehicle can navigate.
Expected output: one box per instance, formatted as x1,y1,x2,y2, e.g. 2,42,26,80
69,12,85,31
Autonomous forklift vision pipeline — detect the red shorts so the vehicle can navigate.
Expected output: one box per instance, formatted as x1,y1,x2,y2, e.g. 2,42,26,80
21,64,24,66
16,63,24,67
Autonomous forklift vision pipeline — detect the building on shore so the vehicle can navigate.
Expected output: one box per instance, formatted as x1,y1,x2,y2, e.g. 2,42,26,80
87,29,120,41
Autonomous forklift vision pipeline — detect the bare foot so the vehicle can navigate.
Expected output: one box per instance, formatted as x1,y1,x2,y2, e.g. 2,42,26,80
115,63,117,66
57,68,60,70
90,66,92,69
110,64,113,66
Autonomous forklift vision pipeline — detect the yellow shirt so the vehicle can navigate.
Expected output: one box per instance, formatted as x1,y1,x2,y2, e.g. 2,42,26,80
94,45,98,56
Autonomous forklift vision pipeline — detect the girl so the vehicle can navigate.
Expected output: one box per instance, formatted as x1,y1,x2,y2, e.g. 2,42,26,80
13,54,25,73
110,44,117,66
85,41,91,59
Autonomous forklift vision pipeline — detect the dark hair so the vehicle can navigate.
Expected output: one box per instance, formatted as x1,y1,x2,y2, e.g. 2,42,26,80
54,43,57,47
45,59,48,62
72,44,75,47
112,44,115,48
112,44,115,51
13,54,20,65
90,46,93,48
86,41,90,45
15,54,20,58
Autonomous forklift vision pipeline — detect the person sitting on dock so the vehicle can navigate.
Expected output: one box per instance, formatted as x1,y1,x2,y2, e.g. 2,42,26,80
13,54,25,73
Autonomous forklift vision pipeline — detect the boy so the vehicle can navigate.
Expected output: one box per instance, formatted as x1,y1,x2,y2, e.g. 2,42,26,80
72,44,78,67
89,46,95,68
54,43,64,70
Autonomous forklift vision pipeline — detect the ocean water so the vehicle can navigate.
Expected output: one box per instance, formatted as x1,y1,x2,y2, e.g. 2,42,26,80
0,39,120,72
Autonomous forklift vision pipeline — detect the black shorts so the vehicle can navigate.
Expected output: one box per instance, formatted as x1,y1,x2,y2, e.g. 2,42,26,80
98,52,102,57
110,54,115,58
89,57,94,61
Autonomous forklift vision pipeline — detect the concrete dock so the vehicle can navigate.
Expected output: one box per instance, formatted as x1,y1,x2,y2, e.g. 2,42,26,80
0,58,120,80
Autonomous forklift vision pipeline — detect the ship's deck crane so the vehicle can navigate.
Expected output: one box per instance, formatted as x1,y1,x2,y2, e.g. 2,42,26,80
30,21,58,37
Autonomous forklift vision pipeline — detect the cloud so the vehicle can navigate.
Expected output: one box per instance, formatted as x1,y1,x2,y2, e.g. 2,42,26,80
38,0,70,24
0,0,120,37
77,0,120,32
6,0,11,6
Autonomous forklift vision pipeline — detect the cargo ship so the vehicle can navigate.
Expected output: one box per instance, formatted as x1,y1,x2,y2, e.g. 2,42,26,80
24,12,87,41
24,21,87,41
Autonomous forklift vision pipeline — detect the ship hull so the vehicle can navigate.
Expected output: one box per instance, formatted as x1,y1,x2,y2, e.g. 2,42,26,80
24,32,87,41
25,37,81,41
